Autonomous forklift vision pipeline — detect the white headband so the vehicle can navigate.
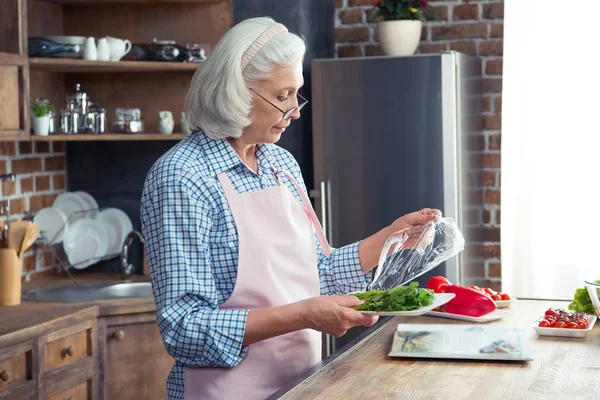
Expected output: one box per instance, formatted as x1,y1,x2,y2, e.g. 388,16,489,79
240,23,288,71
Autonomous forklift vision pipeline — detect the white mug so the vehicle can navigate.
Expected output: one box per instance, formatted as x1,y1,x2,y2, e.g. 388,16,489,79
106,36,132,61
83,37,97,61
97,38,110,61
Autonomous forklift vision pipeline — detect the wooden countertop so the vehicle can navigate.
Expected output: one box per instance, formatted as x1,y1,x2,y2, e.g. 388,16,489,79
272,299,600,399
0,272,155,346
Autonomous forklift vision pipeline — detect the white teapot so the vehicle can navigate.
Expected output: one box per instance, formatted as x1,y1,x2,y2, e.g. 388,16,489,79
106,36,132,61
158,111,174,134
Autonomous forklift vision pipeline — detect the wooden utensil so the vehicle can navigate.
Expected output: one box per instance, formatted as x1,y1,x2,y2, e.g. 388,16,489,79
17,223,40,260
0,248,21,306
8,220,30,250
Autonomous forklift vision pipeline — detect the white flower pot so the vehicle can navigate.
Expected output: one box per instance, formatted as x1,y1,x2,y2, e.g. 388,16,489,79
376,20,423,56
32,115,50,136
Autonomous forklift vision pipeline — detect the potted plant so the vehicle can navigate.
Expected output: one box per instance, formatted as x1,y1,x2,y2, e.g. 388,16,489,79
30,98,54,136
369,0,439,56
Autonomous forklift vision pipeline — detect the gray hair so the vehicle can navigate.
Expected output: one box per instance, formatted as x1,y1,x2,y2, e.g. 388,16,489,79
185,17,307,139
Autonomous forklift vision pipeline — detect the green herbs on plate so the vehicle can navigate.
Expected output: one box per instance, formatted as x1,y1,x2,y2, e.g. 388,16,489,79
352,282,434,312
569,286,598,316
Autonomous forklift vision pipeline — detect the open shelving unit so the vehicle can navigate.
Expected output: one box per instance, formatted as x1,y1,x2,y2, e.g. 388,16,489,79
29,57,201,73
0,0,233,142
31,133,190,141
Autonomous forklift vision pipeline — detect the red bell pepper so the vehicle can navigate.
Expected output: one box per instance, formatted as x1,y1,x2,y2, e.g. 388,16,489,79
439,285,497,317
426,276,451,293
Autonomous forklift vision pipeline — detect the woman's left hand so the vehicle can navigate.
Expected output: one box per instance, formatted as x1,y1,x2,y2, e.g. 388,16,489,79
389,208,442,233
388,208,442,248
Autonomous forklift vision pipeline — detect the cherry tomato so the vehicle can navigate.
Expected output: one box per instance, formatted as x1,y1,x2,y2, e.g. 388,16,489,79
577,319,588,329
484,287,495,296
492,294,502,301
554,321,567,328
545,309,560,317
566,322,578,329
500,293,510,300
538,320,551,328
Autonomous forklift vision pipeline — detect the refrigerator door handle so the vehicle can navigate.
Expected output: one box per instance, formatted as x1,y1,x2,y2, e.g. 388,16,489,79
319,181,328,241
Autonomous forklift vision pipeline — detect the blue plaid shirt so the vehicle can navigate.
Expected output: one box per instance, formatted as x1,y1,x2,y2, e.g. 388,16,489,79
140,131,370,400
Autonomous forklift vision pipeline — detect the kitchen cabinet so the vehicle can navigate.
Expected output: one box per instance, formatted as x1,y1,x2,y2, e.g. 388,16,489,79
0,0,30,141
98,313,173,400
0,0,233,142
0,297,173,400
0,306,98,400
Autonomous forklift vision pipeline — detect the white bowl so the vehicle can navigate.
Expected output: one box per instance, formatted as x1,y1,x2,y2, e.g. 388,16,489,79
585,278,600,317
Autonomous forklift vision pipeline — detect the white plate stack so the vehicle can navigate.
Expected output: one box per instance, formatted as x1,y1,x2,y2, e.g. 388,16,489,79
33,191,133,269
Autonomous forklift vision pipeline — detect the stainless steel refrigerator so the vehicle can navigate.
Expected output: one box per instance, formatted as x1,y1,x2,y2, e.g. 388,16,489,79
310,51,483,355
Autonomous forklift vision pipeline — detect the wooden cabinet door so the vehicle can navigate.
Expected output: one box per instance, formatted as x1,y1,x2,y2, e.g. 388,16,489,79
0,0,30,140
101,314,173,400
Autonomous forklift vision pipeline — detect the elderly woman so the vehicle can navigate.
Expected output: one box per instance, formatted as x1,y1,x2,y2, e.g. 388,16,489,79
141,17,441,400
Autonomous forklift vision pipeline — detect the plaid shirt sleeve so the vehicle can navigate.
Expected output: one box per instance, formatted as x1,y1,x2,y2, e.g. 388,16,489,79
141,174,248,368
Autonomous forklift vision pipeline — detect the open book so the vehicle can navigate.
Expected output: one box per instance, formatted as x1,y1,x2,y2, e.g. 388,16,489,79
389,324,534,361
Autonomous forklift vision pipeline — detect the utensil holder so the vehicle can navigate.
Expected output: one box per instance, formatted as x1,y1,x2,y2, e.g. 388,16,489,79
0,248,22,306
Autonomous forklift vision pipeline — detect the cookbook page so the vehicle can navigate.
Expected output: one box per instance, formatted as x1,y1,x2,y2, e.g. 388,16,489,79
389,324,533,361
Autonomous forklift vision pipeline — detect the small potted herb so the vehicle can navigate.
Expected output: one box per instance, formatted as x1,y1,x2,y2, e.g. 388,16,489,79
369,0,439,56
30,97,55,136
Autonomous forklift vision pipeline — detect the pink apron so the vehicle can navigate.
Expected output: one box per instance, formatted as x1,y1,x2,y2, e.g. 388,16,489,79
183,166,332,400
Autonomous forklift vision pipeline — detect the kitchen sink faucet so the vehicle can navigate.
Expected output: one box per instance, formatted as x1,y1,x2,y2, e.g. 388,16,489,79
121,230,144,280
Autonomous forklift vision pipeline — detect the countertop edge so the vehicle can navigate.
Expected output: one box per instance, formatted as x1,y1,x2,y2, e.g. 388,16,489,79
266,316,394,400
0,305,100,348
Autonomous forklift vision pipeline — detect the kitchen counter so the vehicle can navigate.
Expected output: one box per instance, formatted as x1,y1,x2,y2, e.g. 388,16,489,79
0,272,154,346
20,271,155,316
270,299,600,399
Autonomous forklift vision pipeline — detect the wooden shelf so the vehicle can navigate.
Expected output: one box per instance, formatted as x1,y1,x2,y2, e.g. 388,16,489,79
31,133,189,141
29,58,201,73
36,0,222,4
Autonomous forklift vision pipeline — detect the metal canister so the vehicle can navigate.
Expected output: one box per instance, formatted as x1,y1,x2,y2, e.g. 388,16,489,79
47,110,56,134
97,108,107,133
71,110,80,134
60,109,71,134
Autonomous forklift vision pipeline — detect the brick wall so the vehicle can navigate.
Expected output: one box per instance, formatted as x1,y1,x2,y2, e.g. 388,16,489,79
0,142,66,281
334,0,503,289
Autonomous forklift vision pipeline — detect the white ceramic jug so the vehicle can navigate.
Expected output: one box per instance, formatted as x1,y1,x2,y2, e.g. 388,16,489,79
106,36,132,61
97,37,110,61
181,112,191,134
83,37,97,61
158,111,174,134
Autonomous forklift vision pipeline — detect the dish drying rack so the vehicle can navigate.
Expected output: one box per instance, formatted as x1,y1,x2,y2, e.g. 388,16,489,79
28,207,126,283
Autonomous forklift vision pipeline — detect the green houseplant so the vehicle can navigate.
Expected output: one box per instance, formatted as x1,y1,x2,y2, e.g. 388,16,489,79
369,0,439,56
30,98,54,136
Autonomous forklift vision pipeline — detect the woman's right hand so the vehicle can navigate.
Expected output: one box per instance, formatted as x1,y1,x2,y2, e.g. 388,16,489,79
298,296,379,337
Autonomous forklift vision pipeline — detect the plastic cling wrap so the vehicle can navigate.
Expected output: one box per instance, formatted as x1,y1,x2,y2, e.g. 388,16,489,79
368,217,465,291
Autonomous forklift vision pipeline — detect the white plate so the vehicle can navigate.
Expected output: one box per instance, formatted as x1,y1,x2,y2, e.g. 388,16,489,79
358,293,456,316
533,315,597,338
495,298,517,308
53,192,89,223
74,191,99,218
33,207,68,244
425,309,509,323
96,208,133,256
63,219,109,269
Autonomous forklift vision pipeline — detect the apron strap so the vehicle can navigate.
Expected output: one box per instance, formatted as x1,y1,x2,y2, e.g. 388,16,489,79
217,171,236,198
275,169,333,257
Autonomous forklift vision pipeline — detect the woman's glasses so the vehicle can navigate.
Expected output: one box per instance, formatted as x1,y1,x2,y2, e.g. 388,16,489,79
249,88,308,120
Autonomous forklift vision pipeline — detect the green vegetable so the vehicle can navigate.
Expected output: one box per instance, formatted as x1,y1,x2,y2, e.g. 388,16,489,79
352,282,434,312
568,287,598,316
